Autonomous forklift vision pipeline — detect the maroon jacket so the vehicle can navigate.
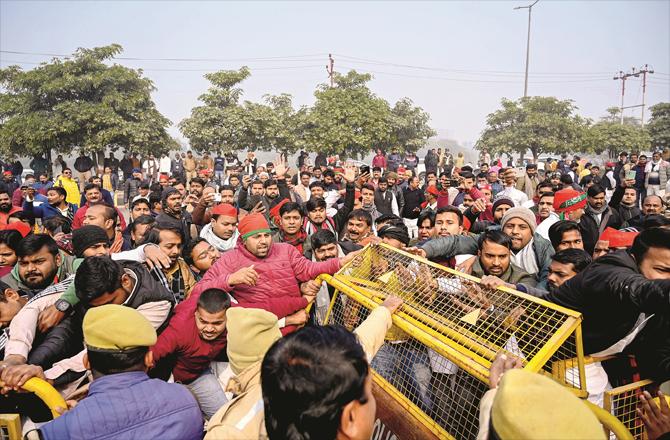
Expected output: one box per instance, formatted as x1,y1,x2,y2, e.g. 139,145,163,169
151,294,227,383
190,239,341,334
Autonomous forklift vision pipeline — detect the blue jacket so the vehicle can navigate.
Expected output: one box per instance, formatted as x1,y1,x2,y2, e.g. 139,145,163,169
39,371,203,440
23,199,77,220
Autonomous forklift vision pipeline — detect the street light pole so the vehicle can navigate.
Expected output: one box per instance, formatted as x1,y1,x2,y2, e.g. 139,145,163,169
514,0,540,98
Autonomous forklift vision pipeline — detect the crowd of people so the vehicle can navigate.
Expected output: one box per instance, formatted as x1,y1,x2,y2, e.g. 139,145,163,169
0,146,669,439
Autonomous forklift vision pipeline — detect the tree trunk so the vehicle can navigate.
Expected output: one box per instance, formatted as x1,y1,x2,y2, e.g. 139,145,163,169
44,147,53,177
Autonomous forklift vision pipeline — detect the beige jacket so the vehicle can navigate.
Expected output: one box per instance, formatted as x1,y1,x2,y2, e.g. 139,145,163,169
205,306,393,439
184,157,197,172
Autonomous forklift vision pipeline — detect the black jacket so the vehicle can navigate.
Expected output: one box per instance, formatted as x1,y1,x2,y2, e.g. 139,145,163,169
28,313,84,369
374,188,396,216
402,187,425,219
579,205,623,253
545,250,670,381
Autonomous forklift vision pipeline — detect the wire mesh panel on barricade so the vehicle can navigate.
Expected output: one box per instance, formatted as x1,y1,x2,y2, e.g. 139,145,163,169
604,380,656,439
319,243,588,440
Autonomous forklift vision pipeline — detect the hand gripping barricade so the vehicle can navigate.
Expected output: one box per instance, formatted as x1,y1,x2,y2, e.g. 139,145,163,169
0,377,67,439
316,243,633,440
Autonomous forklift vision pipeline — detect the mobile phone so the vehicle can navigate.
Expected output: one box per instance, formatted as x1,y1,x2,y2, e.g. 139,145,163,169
360,165,370,175
213,193,221,202
247,194,262,211
625,170,636,180
449,179,460,187
54,226,63,235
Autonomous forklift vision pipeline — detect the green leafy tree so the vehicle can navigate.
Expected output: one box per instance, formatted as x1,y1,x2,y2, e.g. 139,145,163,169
179,67,251,154
0,44,175,163
647,102,670,151
243,94,306,155
476,96,586,162
387,98,436,153
303,70,393,159
585,109,650,158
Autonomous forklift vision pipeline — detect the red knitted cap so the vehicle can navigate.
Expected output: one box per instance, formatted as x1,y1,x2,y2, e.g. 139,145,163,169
211,203,237,218
238,213,270,240
599,227,638,248
553,189,586,213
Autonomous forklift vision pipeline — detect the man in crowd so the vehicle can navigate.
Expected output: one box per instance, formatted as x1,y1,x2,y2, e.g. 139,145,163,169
434,206,464,238
535,191,555,224
190,213,359,335
72,184,126,230
272,202,308,253
645,150,670,198
156,187,193,244
303,180,355,239
73,153,94,192
536,188,586,240
402,176,425,238
342,209,375,246
143,154,159,182
374,176,399,216
482,248,592,299
471,230,536,286
544,227,670,382
516,163,540,199
548,220,584,252
616,186,641,223
142,225,195,303
82,204,127,252
360,184,382,222
150,288,230,418
418,206,553,287
498,168,529,207
23,186,77,223
123,168,145,205
183,238,220,281
0,190,22,225
79,175,114,207
54,168,80,207
36,305,202,439
579,184,622,253
199,203,239,252
0,234,75,297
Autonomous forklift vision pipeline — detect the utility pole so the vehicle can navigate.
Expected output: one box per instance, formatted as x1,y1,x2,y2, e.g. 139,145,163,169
514,0,539,98
326,54,334,88
613,70,630,125
639,64,654,126
613,65,653,125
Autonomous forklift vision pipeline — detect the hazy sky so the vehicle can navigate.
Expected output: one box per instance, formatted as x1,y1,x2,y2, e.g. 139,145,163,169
1,0,669,146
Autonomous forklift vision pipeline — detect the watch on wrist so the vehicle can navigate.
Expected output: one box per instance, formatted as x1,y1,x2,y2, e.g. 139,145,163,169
55,299,72,314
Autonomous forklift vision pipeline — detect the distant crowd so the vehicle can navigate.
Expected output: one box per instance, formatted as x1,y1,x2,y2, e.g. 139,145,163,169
0,146,668,439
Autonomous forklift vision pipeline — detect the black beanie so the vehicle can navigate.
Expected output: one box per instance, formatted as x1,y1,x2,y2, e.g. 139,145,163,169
72,225,109,258
377,224,410,246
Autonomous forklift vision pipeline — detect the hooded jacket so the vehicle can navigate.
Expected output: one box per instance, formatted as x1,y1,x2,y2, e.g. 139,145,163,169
544,250,670,381
0,251,76,298
190,239,340,334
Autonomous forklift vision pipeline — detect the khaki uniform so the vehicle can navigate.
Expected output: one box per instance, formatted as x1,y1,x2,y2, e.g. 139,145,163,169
205,306,393,439
184,157,198,184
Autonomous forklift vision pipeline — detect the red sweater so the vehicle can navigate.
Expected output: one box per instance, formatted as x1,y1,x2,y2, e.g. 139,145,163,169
150,294,227,384
190,240,340,334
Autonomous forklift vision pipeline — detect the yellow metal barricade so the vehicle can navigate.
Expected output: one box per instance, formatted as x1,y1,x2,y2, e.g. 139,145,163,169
319,243,634,439
604,379,657,439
